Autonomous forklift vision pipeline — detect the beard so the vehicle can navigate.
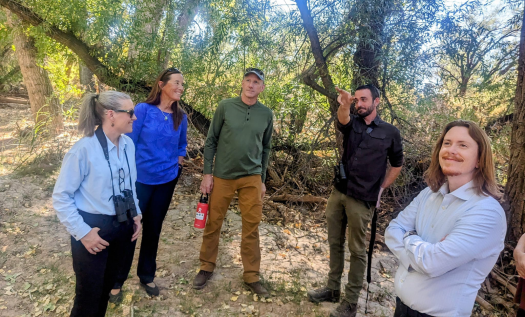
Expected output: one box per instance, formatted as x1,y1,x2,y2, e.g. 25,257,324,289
440,156,464,176
357,106,374,118
441,168,462,177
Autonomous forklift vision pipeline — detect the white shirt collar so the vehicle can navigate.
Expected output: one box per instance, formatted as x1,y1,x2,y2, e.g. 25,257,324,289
438,180,476,201
104,134,127,152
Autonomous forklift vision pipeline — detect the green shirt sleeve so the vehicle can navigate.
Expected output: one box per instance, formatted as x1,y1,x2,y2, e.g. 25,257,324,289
203,102,225,174
260,114,273,182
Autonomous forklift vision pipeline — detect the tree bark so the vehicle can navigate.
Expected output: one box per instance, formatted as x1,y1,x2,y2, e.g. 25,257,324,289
5,10,63,134
79,62,95,92
506,6,525,241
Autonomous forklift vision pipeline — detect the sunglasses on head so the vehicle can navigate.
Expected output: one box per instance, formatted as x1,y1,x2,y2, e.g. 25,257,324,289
114,109,135,118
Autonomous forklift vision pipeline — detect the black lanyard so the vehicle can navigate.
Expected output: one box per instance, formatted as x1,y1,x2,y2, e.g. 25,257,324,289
94,126,133,200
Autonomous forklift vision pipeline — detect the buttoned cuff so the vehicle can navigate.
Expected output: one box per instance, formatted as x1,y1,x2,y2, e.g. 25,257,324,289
71,222,92,241
404,234,423,252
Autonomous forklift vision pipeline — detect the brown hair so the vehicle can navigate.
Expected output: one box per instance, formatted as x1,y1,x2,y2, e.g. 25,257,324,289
145,68,184,130
424,120,501,199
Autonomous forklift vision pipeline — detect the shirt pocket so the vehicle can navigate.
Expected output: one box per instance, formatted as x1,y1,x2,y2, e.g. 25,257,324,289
367,131,388,154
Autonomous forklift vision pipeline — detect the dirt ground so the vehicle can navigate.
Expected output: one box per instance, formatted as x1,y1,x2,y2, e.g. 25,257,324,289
0,102,504,316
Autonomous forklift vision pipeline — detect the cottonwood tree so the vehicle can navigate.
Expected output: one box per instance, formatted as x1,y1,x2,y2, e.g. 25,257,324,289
4,9,63,134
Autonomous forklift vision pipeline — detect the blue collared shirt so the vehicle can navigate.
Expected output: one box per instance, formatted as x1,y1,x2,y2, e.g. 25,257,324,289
53,133,141,241
385,181,506,317
126,103,188,185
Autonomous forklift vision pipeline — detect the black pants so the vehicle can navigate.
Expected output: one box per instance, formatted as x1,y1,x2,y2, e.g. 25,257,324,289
70,211,134,317
114,174,179,288
394,297,433,317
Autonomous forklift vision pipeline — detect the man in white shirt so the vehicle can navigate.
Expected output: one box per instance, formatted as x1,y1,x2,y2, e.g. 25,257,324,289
385,120,506,317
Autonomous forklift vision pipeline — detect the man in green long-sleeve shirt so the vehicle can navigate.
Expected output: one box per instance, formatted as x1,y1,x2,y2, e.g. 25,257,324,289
193,68,273,297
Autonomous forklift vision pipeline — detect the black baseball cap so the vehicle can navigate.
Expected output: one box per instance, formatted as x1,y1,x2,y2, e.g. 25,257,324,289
244,68,264,81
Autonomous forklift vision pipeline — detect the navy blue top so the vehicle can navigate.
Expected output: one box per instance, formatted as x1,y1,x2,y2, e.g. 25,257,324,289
127,102,188,185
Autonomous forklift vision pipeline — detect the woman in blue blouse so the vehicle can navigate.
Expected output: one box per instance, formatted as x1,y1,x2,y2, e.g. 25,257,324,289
111,68,188,299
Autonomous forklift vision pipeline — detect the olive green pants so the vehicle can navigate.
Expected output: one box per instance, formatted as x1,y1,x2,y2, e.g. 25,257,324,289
326,188,375,304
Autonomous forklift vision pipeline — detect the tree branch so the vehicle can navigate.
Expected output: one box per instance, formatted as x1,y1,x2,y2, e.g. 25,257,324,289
0,0,211,135
295,0,337,111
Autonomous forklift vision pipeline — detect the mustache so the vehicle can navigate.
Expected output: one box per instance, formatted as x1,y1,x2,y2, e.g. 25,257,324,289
441,155,464,162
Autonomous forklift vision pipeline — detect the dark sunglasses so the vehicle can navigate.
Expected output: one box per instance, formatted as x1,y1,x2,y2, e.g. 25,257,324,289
114,109,135,118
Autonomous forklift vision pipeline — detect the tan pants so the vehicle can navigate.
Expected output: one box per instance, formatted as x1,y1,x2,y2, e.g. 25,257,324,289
199,175,262,283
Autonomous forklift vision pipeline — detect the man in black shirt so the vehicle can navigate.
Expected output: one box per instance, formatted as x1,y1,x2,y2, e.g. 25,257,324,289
307,84,404,317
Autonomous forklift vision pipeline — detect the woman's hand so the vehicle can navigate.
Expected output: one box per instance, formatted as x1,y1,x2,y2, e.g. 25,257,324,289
132,215,142,242
81,228,109,255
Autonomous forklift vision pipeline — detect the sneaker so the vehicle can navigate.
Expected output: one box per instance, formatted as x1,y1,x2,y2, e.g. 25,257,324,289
244,281,270,298
140,282,160,296
193,270,213,290
307,286,340,303
330,300,357,317
108,288,123,304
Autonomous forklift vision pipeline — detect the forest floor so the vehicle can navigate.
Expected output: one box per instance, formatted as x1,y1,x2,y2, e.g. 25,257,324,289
0,99,511,316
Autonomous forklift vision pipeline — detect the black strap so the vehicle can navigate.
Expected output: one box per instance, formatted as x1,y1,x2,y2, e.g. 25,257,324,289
365,207,378,314
94,126,133,198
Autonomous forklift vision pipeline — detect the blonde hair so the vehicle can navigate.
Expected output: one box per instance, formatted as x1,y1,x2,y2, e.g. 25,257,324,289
424,120,501,200
78,91,131,137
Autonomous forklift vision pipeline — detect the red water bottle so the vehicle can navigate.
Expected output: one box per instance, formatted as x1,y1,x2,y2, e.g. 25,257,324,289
194,194,209,229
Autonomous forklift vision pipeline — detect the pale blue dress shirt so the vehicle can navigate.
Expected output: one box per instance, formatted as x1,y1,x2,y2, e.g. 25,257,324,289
53,133,141,241
385,181,506,317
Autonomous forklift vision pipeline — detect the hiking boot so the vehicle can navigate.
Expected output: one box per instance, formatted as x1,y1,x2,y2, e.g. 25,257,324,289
330,300,357,317
140,282,160,296
244,281,270,298
193,270,213,290
307,286,340,303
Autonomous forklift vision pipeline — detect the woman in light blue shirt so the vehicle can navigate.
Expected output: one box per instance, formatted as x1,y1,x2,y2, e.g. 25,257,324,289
53,91,142,317
111,68,188,298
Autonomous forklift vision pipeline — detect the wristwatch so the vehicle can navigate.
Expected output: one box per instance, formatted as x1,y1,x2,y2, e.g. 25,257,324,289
403,230,417,240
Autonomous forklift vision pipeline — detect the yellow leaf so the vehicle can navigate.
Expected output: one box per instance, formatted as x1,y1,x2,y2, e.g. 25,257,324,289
230,296,238,302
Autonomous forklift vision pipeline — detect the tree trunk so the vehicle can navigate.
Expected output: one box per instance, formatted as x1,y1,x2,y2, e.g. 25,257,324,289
79,62,95,92
295,0,342,152
351,0,391,89
506,5,525,241
5,10,63,134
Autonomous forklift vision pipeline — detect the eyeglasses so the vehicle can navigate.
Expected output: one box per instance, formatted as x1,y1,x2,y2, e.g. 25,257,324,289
114,109,135,118
118,168,125,192
244,68,264,81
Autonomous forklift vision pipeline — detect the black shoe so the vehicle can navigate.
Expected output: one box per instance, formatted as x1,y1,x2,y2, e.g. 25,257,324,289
330,300,357,317
193,270,213,290
307,286,340,303
140,282,160,296
244,281,270,298
108,289,123,304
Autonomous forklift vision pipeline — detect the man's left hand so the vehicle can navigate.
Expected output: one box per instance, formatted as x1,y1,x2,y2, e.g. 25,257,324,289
131,215,142,242
261,183,266,200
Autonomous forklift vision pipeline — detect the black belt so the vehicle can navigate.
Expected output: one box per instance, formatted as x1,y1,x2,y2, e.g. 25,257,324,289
396,297,433,317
